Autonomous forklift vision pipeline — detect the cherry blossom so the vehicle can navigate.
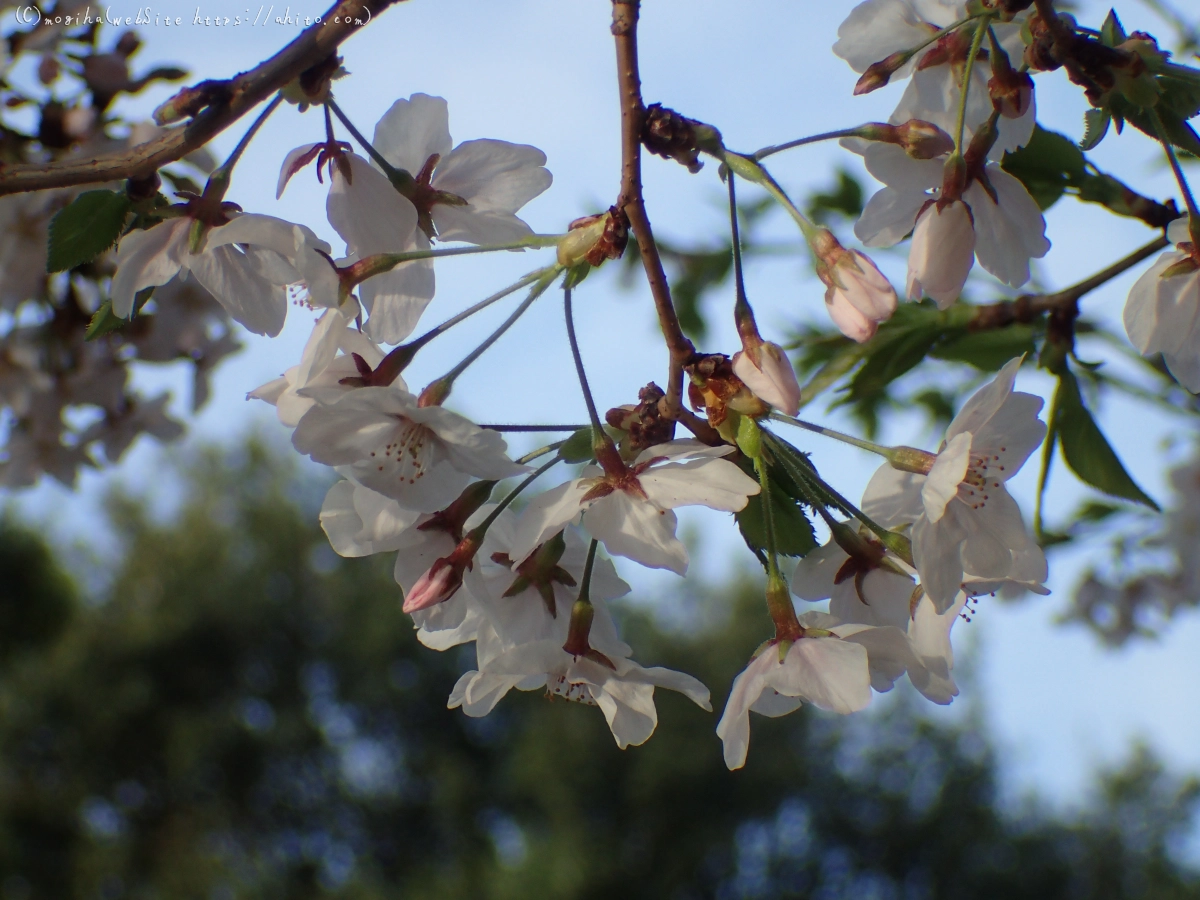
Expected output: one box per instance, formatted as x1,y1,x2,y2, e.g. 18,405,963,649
816,244,899,343
1123,217,1200,391
326,153,435,345
861,357,1048,609
449,597,710,750
508,440,760,575
291,385,527,512
791,535,963,704
112,211,338,336
854,147,1050,307
717,628,871,770
248,305,388,427
834,0,1035,156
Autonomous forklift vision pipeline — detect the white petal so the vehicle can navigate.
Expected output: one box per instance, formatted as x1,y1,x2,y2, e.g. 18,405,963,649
966,171,1049,288
922,431,972,523
638,456,760,512
187,244,287,336
769,638,872,713
861,463,926,528
907,201,975,308
112,219,187,317
508,478,593,564
371,93,453,174
832,0,932,73
716,652,775,770
583,490,688,574
946,357,1021,442
855,186,928,248
912,514,966,611
791,540,849,602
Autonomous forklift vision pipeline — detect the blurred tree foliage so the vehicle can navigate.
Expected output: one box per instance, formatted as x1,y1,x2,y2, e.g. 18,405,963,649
0,440,1196,900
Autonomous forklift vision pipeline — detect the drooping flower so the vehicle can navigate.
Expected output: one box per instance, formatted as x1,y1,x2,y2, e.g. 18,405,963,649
791,534,963,704
716,628,872,770
291,385,526,512
449,590,709,750
1123,217,1200,391
854,146,1050,307
834,0,1035,156
812,230,899,341
860,357,1048,609
248,305,387,427
326,153,434,345
112,210,338,336
508,440,760,575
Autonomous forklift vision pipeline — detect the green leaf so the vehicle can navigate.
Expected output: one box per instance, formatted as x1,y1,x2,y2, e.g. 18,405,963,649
1080,109,1111,151
47,190,131,273
1053,367,1158,509
735,487,817,561
845,319,942,402
85,287,154,341
1100,9,1126,47
1001,126,1086,210
559,428,595,464
806,169,864,225
930,325,1036,371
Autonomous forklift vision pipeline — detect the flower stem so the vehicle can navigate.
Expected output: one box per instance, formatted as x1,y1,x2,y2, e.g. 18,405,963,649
407,267,552,351
422,266,561,404
326,97,415,192
204,92,283,198
753,127,869,162
768,411,894,458
481,424,590,433
764,430,913,565
516,441,567,465
727,172,759,341
576,538,599,606
470,456,562,539
342,238,564,289
952,18,990,156
563,286,605,438
1149,108,1200,245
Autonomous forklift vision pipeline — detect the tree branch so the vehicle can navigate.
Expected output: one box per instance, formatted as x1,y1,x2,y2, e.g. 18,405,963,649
968,234,1169,331
611,0,721,445
0,0,402,196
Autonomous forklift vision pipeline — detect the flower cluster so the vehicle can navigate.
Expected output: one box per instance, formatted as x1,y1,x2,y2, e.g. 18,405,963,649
9,0,1200,774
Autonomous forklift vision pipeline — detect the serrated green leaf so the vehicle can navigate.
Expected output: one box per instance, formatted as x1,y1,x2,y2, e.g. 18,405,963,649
1054,367,1158,509
85,287,154,341
930,325,1037,371
735,488,817,561
1100,9,1126,47
1080,109,1111,151
846,322,942,402
47,190,131,273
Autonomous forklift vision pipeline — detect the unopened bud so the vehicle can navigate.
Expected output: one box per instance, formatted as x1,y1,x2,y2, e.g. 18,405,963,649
557,207,629,268
888,445,937,474
732,342,802,418
403,533,482,613
855,51,910,95
989,70,1034,118
892,120,955,159
812,231,898,343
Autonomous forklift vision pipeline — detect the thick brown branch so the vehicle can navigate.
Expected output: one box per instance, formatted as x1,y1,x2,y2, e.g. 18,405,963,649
969,234,1169,331
611,0,719,444
0,0,401,196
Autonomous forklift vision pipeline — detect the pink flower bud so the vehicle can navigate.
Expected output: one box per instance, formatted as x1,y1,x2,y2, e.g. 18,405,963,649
822,249,898,343
732,341,802,417
402,559,460,613
906,201,976,309
892,120,955,160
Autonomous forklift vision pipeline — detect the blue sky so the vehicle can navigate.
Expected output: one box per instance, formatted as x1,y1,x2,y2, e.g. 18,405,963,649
13,0,1200,811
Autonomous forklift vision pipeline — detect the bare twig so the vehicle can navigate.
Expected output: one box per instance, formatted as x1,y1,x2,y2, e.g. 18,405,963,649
0,0,402,196
611,0,721,445
968,235,1169,331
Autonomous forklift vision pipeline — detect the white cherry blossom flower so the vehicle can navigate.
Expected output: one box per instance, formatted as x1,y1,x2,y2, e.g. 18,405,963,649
508,440,760,575
112,212,337,336
834,0,1035,156
717,629,872,770
291,385,526,512
861,357,1048,609
791,536,963,704
371,93,552,245
449,599,709,750
1123,217,1200,391
326,153,435,345
854,147,1050,307
248,305,388,427
319,476,421,558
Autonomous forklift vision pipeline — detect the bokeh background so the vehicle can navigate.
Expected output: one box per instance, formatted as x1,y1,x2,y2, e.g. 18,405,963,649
4,0,1200,895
